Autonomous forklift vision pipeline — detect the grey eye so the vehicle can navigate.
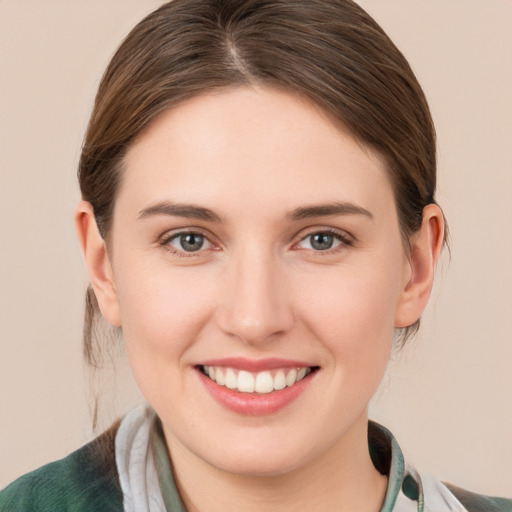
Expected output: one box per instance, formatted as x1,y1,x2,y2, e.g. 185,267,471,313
309,233,335,251
170,233,208,252
297,232,345,251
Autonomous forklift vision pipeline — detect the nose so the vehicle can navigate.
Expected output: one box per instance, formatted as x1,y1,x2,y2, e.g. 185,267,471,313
215,245,295,346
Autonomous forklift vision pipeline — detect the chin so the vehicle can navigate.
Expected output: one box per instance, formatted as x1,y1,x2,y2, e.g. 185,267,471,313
191,431,323,478
211,451,307,478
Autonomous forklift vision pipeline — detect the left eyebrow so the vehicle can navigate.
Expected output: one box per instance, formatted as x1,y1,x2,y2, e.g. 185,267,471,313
286,202,374,221
137,201,225,223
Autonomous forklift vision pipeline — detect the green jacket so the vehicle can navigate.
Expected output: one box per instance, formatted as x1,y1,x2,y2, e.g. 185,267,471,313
1,415,510,512
0,422,123,512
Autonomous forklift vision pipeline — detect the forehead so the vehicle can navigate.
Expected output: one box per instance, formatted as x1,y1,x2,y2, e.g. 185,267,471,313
119,86,394,221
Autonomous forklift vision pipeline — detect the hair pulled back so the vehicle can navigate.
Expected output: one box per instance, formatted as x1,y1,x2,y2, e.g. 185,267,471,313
79,0,445,376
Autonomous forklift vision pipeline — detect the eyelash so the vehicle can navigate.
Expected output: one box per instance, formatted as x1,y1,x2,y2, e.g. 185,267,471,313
293,228,353,255
159,228,353,258
159,229,214,258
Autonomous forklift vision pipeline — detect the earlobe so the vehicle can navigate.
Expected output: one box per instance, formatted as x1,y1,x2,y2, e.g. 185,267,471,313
74,200,121,327
394,204,445,328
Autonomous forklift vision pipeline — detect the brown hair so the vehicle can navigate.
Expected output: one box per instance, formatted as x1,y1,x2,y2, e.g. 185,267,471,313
79,0,446,395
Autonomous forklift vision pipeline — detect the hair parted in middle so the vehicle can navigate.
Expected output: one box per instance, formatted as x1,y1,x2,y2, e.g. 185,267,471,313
79,0,445,385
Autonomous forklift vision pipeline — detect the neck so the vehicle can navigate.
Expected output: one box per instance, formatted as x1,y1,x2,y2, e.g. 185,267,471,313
164,412,388,512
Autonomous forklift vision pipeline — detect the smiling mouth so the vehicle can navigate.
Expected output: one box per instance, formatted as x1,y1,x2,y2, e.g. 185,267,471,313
198,365,319,394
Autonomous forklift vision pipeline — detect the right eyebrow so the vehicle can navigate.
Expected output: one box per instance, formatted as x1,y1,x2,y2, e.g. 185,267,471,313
137,201,225,223
286,201,374,221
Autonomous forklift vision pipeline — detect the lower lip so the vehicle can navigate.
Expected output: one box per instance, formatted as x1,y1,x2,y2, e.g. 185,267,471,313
196,369,316,415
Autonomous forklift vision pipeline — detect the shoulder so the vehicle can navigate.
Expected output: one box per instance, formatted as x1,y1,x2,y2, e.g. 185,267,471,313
444,482,512,512
0,420,123,512
413,469,511,512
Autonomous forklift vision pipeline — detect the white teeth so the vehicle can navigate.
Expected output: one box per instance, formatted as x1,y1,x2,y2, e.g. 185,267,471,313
296,367,307,381
202,365,313,394
225,368,237,389
237,371,255,393
286,368,297,387
255,371,274,394
215,367,226,386
274,370,286,390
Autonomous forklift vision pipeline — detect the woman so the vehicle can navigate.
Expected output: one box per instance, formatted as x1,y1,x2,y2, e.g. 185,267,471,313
1,1,510,511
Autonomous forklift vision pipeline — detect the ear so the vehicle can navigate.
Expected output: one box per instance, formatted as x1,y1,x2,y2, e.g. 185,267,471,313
394,204,445,328
75,200,121,327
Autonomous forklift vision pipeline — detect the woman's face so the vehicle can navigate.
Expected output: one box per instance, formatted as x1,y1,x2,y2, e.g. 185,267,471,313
107,87,412,476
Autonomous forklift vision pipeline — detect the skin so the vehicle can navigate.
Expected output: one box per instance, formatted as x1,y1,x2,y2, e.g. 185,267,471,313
76,86,444,512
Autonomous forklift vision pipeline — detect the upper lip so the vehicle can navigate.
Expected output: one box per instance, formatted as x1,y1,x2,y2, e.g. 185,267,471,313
196,357,316,372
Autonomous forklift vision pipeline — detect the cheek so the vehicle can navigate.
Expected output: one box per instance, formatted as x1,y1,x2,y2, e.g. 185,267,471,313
113,263,218,379
297,260,402,369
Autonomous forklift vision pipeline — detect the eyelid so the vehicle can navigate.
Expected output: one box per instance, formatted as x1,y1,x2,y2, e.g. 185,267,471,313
159,226,210,243
292,227,354,251
159,227,219,256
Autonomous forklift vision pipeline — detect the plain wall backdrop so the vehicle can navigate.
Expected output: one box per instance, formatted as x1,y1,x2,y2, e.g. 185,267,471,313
1,0,511,495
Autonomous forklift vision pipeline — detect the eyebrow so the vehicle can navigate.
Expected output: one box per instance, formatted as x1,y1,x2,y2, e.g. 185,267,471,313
137,202,225,223
137,200,373,223
286,202,373,221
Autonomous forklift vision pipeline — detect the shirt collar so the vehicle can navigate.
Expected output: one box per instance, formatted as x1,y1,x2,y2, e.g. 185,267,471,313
151,416,419,512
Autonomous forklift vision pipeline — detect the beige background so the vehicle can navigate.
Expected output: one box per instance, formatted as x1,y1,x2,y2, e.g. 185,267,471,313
1,0,511,496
